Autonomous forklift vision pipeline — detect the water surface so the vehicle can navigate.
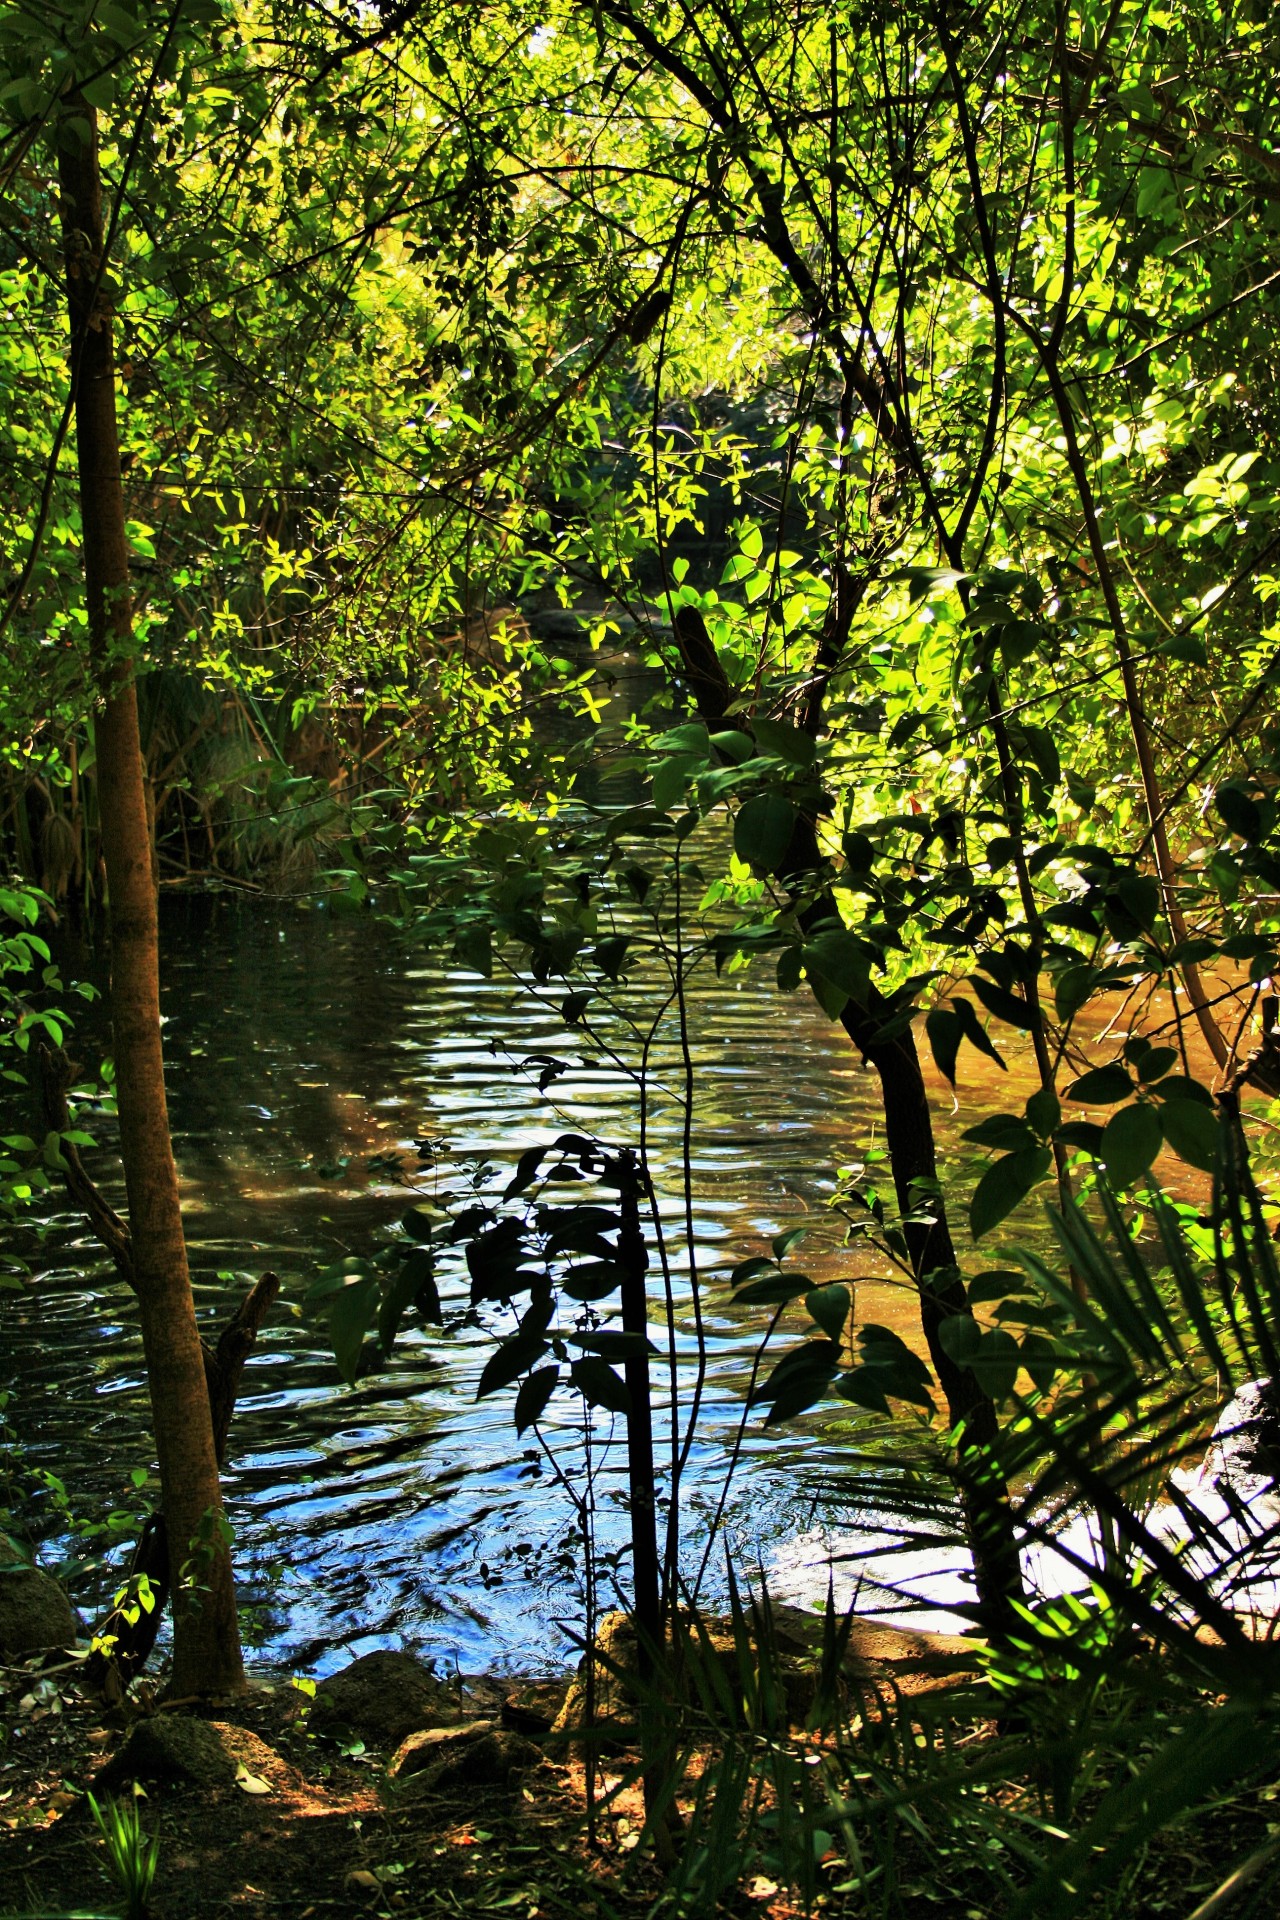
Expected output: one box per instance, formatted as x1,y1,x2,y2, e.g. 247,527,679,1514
5,892,1041,1672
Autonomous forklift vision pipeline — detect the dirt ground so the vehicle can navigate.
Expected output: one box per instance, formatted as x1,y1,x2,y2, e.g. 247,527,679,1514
0,1659,677,1920
2,1642,1277,1920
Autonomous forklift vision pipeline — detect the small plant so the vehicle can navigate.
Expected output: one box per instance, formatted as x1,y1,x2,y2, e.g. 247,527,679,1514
86,1789,159,1920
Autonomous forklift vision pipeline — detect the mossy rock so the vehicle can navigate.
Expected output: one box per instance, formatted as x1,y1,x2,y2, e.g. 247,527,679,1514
0,1535,78,1657
311,1650,454,1750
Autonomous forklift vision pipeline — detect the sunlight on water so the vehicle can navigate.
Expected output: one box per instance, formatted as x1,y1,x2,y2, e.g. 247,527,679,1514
5,894,1049,1673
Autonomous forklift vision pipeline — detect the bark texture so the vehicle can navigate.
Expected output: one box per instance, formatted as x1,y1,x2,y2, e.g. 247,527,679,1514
58,99,243,1695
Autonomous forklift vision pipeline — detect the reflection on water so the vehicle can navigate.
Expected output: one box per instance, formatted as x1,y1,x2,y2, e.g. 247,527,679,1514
4,894,1043,1673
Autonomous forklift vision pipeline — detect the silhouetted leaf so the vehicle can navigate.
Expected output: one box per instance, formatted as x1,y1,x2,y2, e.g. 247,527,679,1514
477,1336,549,1399
504,1146,547,1199
562,1259,626,1302
1100,1103,1163,1187
514,1367,559,1434
805,1285,850,1341
1026,1086,1061,1138
1066,1065,1135,1105
327,1275,378,1387
970,1147,1052,1238
569,1328,657,1359
734,792,797,871
1157,1098,1220,1173
570,1355,631,1415
970,974,1033,1030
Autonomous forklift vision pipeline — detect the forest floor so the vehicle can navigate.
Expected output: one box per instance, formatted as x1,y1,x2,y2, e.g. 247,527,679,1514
0,1661,675,1920
0,1637,1276,1920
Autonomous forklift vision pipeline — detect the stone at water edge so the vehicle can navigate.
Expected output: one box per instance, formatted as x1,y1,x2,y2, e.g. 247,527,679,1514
0,1533,79,1657
1175,1377,1280,1500
310,1649,457,1749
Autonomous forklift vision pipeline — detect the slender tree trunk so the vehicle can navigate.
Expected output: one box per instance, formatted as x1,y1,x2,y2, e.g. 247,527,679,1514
57,97,243,1696
674,608,1026,1631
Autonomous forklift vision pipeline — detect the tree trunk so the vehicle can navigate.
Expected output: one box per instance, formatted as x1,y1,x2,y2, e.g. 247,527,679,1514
57,97,243,1696
674,607,1026,1630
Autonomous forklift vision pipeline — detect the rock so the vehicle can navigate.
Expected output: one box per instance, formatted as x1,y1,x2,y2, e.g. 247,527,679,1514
389,1720,540,1792
311,1650,453,1749
388,1720,497,1779
550,1604,985,1738
0,1536,78,1657
212,1722,296,1792
501,1679,568,1735
96,1715,295,1795
96,1714,239,1792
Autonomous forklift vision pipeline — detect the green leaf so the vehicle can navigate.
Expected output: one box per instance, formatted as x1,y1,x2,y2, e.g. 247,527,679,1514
1065,1065,1135,1105
970,974,1033,1030
938,1313,981,1364
1019,1332,1058,1395
653,752,703,813
834,1369,891,1414
1215,784,1262,841
1107,873,1161,935
752,715,816,767
709,729,755,763
378,1249,438,1350
970,1148,1052,1239
1208,852,1240,903
961,1113,1037,1151
1099,1103,1163,1188
454,923,492,976
804,1284,850,1341
1157,1098,1220,1173
1055,963,1100,1022
652,721,710,754
514,1367,559,1434
570,1355,631,1415
969,1328,1020,1400
1026,1086,1061,1138
772,1226,808,1260
1157,632,1207,666
966,1269,1032,1304
1135,1046,1178,1084
803,929,871,1003
1155,1075,1214,1108
734,793,797,871
327,1276,378,1387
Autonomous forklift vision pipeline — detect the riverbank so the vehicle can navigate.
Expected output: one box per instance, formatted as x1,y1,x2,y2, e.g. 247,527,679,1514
3,1618,1275,1920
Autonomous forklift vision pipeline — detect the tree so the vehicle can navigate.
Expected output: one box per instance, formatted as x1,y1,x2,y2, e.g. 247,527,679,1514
56,85,241,1695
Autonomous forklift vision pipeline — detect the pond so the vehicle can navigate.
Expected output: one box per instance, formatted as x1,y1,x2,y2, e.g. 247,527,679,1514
4,891,1042,1675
